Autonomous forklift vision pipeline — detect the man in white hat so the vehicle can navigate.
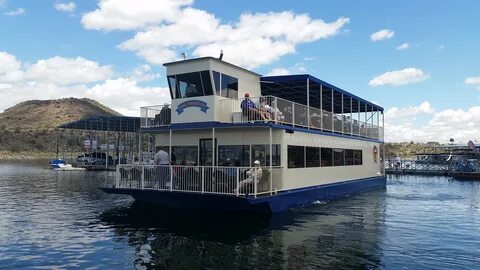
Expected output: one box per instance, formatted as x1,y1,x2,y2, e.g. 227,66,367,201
236,160,263,193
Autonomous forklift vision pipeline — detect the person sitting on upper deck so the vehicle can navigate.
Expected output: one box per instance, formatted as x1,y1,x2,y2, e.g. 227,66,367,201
240,93,267,121
235,160,263,193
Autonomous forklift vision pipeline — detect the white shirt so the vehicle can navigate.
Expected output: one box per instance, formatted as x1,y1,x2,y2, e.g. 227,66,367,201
154,150,170,165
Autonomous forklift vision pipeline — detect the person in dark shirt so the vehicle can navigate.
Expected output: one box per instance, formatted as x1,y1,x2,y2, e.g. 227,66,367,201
240,93,268,121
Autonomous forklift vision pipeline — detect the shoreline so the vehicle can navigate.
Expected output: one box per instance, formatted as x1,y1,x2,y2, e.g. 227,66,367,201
0,151,58,160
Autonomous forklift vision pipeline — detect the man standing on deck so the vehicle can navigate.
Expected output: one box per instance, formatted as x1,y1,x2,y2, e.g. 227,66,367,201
154,147,171,188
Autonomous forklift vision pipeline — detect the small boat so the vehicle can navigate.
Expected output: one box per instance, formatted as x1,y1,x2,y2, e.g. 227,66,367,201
50,159,85,171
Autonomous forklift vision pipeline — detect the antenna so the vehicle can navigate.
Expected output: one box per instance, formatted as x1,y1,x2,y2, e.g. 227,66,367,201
219,49,223,60
181,52,187,60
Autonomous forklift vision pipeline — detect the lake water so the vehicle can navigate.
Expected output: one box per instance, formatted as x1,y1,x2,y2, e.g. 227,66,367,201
1,160,479,269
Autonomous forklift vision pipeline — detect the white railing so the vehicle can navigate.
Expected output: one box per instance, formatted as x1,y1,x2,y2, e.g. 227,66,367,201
113,164,279,197
220,96,384,140
139,96,384,140
140,104,171,128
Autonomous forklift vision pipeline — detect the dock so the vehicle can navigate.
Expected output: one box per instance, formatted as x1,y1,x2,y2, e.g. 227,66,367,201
385,160,480,179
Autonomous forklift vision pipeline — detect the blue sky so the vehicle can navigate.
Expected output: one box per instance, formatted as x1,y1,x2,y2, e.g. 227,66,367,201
1,0,480,142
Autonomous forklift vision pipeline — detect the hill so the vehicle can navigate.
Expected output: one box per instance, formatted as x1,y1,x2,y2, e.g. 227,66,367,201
0,98,121,158
0,98,121,131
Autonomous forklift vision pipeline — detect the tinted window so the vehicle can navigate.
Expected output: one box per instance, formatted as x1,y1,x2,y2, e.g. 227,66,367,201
345,149,354,166
221,74,238,98
321,148,333,167
306,147,320,167
213,71,221,96
288,145,305,168
334,148,345,166
168,76,177,99
200,71,213,96
354,150,363,165
218,145,250,167
172,146,198,166
251,144,281,167
176,72,203,98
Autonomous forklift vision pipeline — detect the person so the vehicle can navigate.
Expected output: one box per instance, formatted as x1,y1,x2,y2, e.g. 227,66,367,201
235,160,263,193
154,147,171,188
185,83,197,97
154,147,170,165
255,97,272,119
240,93,268,121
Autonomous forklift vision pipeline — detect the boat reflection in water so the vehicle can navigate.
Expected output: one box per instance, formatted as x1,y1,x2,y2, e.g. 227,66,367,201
98,189,386,269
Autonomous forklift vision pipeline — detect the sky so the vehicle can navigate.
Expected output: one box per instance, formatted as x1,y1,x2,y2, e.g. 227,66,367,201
1,0,480,143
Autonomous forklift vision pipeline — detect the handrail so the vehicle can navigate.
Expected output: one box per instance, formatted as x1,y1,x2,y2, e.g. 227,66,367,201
111,164,281,197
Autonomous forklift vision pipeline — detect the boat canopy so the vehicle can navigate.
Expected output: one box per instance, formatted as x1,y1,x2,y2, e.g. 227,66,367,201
58,115,140,133
260,74,383,113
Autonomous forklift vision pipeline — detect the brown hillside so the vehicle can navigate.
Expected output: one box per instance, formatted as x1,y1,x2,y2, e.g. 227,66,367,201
0,98,121,131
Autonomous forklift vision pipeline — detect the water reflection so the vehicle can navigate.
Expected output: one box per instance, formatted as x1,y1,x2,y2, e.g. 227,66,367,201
98,190,386,269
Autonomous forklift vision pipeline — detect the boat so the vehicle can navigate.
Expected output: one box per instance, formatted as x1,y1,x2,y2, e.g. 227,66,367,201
50,159,85,171
101,56,386,213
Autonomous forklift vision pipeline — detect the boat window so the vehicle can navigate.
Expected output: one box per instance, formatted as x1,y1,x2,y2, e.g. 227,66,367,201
171,146,198,166
334,148,345,166
212,71,238,99
321,148,333,167
218,145,250,167
306,147,320,167
345,149,354,166
213,71,221,96
288,145,305,168
221,74,238,98
251,144,281,167
168,70,213,99
354,150,363,165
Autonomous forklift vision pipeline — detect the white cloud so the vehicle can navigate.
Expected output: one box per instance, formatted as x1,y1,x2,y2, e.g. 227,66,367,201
25,56,113,85
3,8,25,16
385,103,480,143
54,2,76,13
0,51,170,115
81,0,194,30
370,29,394,42
465,76,480,89
116,6,349,68
369,68,428,86
304,56,316,61
266,68,290,76
396,43,410,50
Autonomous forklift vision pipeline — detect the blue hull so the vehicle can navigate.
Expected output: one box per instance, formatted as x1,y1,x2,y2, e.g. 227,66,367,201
101,176,386,213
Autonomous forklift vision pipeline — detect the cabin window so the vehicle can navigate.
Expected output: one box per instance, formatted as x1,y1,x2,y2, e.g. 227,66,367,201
168,71,213,99
218,145,250,167
354,150,363,165
251,144,281,166
334,148,345,166
213,71,238,98
345,149,354,166
306,147,320,167
321,148,333,167
288,145,305,168
171,146,198,166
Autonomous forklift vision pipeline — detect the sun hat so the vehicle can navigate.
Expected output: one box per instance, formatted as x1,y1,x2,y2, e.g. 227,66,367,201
253,160,260,165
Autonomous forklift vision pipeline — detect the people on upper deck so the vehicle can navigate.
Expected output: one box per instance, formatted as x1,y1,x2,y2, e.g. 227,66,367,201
240,93,269,121
185,83,198,97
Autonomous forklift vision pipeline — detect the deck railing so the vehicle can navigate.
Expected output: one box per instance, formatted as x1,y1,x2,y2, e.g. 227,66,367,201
140,96,384,140
385,159,480,173
219,96,383,140
109,164,280,197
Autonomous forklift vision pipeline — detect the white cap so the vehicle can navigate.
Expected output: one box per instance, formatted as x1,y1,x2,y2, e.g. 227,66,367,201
253,160,260,165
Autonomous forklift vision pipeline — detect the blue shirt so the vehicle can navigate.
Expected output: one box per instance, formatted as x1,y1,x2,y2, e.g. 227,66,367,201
241,99,255,110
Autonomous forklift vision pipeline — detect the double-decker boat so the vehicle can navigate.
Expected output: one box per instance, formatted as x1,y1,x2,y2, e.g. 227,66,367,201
102,56,386,213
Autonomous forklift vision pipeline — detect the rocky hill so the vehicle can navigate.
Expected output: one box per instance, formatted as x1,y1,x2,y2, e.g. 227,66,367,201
0,98,121,157
0,98,121,131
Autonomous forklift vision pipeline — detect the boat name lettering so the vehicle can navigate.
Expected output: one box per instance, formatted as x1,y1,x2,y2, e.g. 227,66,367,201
176,100,209,114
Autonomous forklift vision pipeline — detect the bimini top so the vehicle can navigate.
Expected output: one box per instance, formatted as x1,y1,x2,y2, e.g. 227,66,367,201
261,74,383,113
58,115,140,133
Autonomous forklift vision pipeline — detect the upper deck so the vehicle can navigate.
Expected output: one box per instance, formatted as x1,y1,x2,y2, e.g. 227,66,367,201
141,57,384,141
